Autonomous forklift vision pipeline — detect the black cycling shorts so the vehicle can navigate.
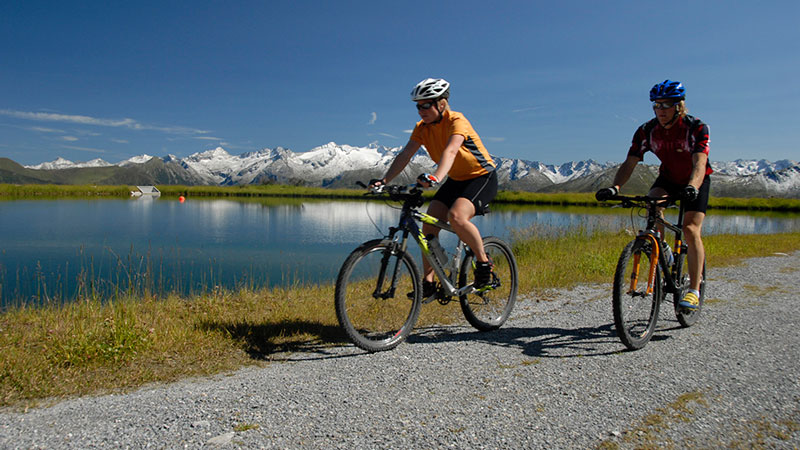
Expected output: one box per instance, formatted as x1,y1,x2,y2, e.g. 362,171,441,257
651,174,711,213
433,170,498,216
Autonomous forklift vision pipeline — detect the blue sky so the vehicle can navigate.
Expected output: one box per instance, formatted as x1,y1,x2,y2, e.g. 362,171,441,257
1,1,798,166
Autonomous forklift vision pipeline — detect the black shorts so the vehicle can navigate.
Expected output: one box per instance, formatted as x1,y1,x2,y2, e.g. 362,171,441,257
651,174,711,213
433,170,498,215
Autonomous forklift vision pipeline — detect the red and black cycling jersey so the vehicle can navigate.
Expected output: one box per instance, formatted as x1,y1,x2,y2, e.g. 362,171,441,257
627,115,712,185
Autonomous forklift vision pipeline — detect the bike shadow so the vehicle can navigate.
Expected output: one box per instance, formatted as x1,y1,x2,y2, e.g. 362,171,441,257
407,322,674,358
198,319,356,362
200,317,683,362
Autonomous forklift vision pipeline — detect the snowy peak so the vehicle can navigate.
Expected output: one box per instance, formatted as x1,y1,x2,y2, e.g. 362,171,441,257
119,155,154,166
27,157,113,170
711,159,798,176
542,160,610,184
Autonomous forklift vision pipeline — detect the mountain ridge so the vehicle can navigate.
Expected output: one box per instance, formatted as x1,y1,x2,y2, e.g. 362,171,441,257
9,142,800,198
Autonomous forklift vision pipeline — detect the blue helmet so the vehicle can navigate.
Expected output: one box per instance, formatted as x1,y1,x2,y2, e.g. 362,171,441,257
649,80,685,101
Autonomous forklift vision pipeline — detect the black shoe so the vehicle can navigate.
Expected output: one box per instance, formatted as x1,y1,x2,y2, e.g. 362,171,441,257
473,260,494,290
408,280,437,300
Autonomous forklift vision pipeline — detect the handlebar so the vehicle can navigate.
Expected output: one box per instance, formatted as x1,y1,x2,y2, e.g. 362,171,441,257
355,181,426,204
606,194,680,209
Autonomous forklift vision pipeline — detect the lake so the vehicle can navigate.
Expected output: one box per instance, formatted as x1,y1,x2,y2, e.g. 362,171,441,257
2,196,799,306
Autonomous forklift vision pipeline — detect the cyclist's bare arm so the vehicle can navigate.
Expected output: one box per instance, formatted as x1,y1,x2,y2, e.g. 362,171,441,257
687,152,708,189
430,134,464,182
380,139,421,184
612,155,642,190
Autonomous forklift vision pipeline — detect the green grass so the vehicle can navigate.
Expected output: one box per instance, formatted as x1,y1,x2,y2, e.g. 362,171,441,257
2,230,799,409
0,183,133,198
3,183,800,211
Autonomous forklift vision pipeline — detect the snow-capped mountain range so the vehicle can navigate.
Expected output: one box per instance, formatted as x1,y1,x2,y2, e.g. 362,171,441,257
22,142,800,197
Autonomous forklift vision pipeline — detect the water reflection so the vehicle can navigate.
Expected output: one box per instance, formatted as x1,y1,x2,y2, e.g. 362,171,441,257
1,197,798,306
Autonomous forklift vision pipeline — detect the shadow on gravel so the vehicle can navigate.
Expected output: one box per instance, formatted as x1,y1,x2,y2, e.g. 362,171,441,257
202,317,685,363
200,319,357,362
408,323,673,357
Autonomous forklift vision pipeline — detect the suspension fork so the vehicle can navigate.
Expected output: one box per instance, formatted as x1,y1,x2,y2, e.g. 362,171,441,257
630,232,661,295
372,227,410,299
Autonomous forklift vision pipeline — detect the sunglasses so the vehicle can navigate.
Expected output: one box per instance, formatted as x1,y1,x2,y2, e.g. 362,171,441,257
416,101,436,110
652,101,678,110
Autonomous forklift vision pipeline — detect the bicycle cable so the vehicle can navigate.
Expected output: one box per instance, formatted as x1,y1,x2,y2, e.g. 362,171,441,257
363,173,418,236
364,201,383,235
364,193,406,236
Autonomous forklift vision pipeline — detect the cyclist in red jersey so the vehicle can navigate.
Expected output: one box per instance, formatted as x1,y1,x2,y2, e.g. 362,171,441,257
370,78,498,298
596,80,711,310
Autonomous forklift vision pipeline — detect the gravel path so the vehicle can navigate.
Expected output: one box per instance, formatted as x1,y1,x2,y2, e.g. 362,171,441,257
1,252,799,449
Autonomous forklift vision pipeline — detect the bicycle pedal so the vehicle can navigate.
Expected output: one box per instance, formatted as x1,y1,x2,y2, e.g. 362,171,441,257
421,294,437,304
473,284,496,294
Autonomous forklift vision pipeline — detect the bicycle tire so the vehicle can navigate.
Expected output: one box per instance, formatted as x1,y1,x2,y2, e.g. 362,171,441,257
335,239,422,352
458,236,518,331
612,239,662,350
674,257,706,327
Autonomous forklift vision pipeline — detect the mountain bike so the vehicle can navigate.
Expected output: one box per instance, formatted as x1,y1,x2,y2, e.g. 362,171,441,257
605,194,706,350
335,183,518,352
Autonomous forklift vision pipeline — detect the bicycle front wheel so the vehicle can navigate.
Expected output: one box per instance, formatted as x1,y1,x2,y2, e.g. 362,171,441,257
459,236,518,331
335,239,422,352
674,257,706,327
613,239,662,350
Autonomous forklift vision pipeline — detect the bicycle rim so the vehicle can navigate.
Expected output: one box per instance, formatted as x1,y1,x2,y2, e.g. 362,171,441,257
612,239,662,350
459,236,518,331
675,259,706,327
335,240,421,352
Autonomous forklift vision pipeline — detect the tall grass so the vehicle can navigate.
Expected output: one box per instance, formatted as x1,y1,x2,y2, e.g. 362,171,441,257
2,230,799,408
0,184,132,198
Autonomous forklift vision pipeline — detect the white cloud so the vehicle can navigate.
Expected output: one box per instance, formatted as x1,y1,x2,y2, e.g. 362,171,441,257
193,136,224,141
61,145,107,154
29,126,64,133
368,112,377,125
0,109,209,135
61,136,79,142
511,106,544,113
111,138,129,144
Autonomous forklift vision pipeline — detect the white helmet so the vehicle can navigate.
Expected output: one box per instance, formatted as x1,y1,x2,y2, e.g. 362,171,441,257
410,78,450,101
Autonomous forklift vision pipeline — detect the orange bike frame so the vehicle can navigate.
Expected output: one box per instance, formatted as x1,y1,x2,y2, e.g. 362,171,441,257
630,233,661,295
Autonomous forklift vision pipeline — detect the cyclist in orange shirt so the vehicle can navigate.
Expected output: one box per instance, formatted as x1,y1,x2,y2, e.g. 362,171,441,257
371,78,498,298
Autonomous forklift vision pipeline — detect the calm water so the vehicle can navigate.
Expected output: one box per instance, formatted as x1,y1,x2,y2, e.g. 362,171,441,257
2,197,799,306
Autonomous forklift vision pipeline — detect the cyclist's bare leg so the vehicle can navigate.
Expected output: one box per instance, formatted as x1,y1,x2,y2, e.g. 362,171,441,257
683,211,706,291
447,198,488,263
421,200,449,283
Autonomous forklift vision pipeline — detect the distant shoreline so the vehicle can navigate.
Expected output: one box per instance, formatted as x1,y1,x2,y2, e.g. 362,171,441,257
1,183,800,212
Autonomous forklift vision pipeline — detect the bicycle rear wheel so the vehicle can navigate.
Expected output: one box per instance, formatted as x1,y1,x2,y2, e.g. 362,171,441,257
674,257,706,327
335,239,422,352
613,239,662,350
459,236,518,331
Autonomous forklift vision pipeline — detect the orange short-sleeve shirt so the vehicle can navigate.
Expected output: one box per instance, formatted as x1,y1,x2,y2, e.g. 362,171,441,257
410,110,495,181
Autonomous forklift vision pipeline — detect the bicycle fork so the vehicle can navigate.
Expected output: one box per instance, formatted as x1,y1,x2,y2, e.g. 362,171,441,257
629,233,684,297
629,232,662,297
371,230,410,300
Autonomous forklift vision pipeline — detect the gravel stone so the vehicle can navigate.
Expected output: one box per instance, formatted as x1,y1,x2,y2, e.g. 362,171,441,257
1,252,798,448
